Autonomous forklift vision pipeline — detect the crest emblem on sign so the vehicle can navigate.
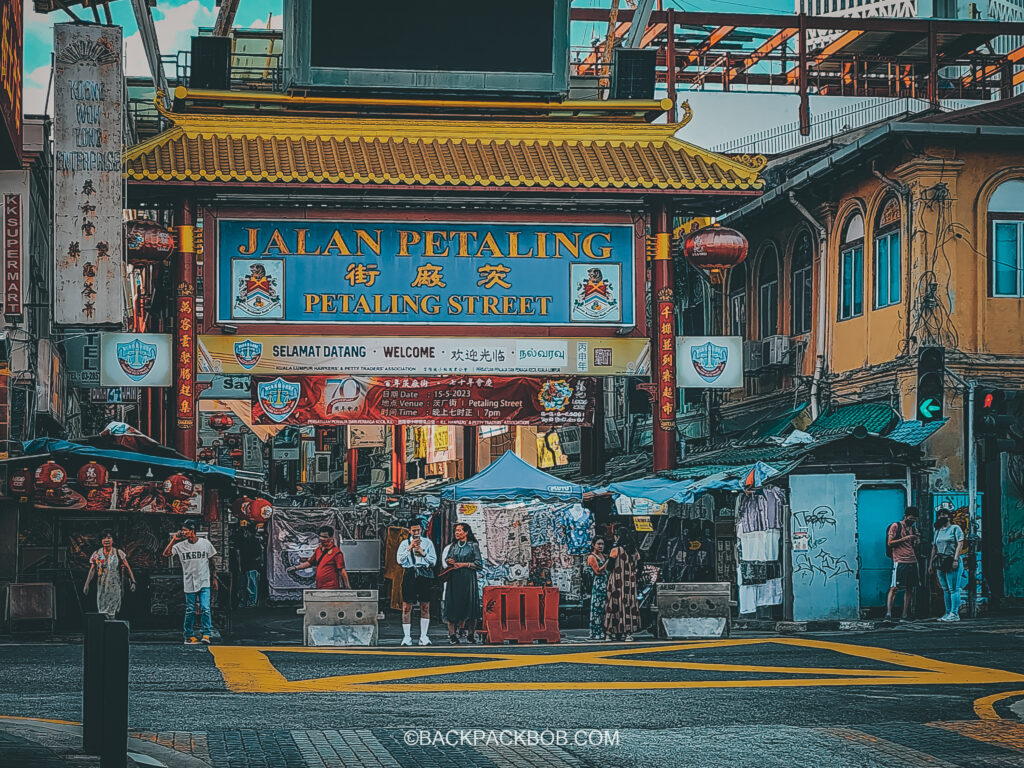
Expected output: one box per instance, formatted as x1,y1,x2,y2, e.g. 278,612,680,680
234,261,280,317
233,339,263,370
538,379,573,412
572,267,619,320
691,341,729,383
257,377,300,423
116,339,158,381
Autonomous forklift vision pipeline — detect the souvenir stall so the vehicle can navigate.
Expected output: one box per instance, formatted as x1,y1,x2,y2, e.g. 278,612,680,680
438,452,590,606
4,423,244,630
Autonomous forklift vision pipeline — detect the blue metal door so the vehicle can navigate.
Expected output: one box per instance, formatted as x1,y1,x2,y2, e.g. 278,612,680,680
857,486,907,610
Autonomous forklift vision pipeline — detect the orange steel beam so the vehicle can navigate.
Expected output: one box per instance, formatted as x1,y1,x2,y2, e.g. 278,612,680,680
961,42,1024,86
726,26,796,81
682,25,735,68
1015,67,1024,86
785,29,865,83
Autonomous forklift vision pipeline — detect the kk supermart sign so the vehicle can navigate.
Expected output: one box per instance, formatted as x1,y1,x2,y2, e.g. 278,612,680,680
214,215,640,328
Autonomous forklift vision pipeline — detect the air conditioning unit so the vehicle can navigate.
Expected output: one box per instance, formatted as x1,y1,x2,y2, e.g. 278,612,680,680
313,452,332,484
763,335,792,366
743,340,763,373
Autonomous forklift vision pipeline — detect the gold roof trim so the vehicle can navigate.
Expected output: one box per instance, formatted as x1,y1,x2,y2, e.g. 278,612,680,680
124,108,765,192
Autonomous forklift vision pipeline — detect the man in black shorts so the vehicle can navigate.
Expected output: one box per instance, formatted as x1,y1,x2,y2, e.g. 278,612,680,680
885,507,920,621
396,521,437,645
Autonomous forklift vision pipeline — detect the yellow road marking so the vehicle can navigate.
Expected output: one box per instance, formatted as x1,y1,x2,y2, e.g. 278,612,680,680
209,638,1024,694
931,720,1024,752
0,715,82,726
974,689,1024,720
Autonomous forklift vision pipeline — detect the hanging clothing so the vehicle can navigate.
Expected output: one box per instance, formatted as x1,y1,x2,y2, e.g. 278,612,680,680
738,529,780,562
559,504,595,555
603,548,642,636
588,553,609,638
738,577,783,613
90,547,125,618
483,506,531,567
738,486,786,533
442,540,482,624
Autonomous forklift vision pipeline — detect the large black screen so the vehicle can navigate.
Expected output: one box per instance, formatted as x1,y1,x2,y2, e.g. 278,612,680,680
309,0,556,74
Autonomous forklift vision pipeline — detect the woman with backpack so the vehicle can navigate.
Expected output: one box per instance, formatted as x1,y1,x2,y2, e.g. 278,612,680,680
83,530,136,619
928,510,965,622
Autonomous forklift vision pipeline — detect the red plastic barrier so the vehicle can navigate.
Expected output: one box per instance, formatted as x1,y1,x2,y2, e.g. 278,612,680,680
481,586,560,644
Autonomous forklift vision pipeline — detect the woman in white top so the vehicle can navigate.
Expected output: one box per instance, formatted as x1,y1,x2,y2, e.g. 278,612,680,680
928,510,965,622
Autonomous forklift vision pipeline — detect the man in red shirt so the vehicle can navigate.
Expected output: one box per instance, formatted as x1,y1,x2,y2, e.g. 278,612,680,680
287,526,351,589
885,507,920,622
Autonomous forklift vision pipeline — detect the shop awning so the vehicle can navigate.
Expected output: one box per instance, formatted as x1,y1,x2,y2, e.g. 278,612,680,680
200,399,283,443
124,110,766,192
22,438,237,480
603,478,696,504
442,451,582,502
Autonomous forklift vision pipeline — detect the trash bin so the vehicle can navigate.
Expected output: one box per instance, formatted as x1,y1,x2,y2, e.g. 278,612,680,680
297,589,378,646
655,582,732,639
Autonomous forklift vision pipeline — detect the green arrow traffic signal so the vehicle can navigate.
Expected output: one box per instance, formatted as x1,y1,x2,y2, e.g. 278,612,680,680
919,398,941,419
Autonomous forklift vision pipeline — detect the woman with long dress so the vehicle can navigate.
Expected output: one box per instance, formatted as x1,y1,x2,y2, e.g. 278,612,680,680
603,529,642,641
83,530,136,618
587,537,610,640
442,522,483,644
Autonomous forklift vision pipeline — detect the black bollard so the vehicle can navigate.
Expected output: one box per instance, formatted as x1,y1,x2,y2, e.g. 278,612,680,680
100,619,130,768
82,613,105,755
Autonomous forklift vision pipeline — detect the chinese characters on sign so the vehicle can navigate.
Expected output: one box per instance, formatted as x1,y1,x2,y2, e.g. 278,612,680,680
0,0,22,165
656,289,676,429
251,375,596,427
53,24,123,326
218,219,637,327
3,193,21,319
176,284,196,429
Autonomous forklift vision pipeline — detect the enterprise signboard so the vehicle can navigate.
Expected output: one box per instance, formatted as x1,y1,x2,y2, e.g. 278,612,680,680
215,218,638,328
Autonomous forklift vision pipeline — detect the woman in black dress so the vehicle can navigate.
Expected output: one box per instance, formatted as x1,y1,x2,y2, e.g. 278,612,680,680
442,522,483,644
603,528,642,641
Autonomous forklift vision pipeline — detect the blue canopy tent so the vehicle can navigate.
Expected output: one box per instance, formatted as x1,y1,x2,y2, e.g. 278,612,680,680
605,478,696,505
441,451,582,502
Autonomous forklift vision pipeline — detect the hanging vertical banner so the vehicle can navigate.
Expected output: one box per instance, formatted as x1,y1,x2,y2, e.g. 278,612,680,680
176,284,196,428
52,23,124,326
656,288,676,429
3,192,21,319
0,0,23,166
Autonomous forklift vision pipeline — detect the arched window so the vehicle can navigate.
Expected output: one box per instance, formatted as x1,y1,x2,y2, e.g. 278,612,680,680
729,260,747,337
839,213,864,320
758,243,779,338
791,230,814,335
989,179,1024,297
874,197,902,308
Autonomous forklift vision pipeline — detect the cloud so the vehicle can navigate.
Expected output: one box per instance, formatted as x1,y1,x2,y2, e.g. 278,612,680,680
123,0,217,77
23,63,52,115
249,13,283,29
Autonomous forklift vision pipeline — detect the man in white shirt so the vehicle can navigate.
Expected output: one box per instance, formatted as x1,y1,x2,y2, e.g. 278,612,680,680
396,521,437,646
162,519,218,645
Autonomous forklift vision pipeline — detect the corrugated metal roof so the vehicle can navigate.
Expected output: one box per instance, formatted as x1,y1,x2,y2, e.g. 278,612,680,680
806,402,899,436
887,419,947,445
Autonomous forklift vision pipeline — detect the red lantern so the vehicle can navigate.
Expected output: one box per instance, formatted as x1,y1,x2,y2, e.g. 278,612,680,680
34,461,68,490
682,225,749,281
77,461,109,488
125,219,175,265
162,473,195,501
209,413,233,432
231,495,250,518
8,468,33,495
199,448,215,462
249,498,273,521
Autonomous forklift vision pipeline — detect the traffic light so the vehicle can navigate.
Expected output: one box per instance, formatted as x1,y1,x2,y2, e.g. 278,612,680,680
916,346,944,422
975,388,1024,451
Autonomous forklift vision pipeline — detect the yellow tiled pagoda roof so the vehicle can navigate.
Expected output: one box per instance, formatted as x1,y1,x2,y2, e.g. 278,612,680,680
123,108,765,192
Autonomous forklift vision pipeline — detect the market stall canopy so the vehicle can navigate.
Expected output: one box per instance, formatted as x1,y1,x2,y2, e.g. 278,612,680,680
441,451,582,502
22,438,237,481
604,478,696,504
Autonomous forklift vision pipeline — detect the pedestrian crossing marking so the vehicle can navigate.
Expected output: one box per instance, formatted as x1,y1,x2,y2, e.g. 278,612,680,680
208,638,1024,693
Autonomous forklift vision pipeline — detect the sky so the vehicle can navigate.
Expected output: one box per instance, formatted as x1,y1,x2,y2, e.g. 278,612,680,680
22,0,794,114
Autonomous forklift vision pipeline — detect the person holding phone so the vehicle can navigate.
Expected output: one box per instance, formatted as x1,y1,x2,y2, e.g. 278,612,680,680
885,506,921,622
162,519,218,645
396,521,437,646
928,510,965,622
287,526,350,589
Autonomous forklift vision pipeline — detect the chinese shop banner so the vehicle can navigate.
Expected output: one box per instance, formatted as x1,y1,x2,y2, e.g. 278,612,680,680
251,375,595,427
216,218,637,327
53,24,123,326
199,334,649,377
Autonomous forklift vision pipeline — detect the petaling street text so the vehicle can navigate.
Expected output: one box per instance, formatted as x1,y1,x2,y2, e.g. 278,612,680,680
303,293,552,317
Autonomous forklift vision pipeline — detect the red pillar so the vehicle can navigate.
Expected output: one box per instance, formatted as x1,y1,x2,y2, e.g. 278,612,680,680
173,198,197,459
652,203,677,473
392,426,407,493
347,448,359,493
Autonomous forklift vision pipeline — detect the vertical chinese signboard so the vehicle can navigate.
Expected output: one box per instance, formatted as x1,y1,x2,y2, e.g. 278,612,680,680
3,192,21,319
656,288,676,429
52,24,124,326
176,284,196,429
0,0,22,166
